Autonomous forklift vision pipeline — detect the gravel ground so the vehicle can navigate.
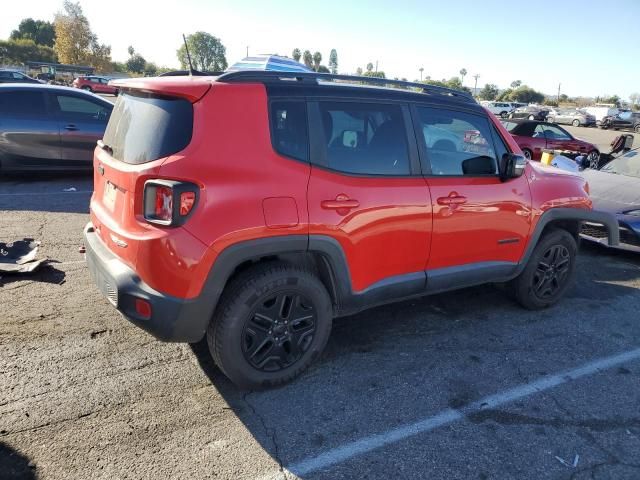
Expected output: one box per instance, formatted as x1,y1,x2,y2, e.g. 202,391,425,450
1,126,639,480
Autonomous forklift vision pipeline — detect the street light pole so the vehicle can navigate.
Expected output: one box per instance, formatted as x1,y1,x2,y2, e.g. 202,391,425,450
473,74,480,96
419,67,424,81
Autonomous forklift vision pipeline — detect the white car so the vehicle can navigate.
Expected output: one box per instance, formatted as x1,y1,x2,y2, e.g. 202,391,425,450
583,106,619,125
483,101,514,118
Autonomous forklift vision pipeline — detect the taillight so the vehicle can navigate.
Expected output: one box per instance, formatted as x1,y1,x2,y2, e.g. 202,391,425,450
143,180,198,226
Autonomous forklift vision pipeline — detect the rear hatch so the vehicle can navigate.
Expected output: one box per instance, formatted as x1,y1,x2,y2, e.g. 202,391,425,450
90,78,211,269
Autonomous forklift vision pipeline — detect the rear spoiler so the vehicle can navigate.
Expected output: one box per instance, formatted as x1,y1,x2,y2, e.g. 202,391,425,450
109,77,214,103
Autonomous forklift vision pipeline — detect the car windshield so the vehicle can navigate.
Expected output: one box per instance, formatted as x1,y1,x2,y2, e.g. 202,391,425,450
600,151,640,178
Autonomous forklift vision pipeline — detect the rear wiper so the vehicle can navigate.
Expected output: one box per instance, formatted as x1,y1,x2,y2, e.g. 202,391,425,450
97,139,113,155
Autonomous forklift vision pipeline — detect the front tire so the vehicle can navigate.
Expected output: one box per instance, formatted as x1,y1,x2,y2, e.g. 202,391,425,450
528,114,536,120
522,148,533,160
81,85,92,92
500,111,508,119
509,229,577,310
572,119,581,127
208,263,333,389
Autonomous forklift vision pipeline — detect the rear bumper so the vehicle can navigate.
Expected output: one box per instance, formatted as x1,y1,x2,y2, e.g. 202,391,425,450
83,222,211,342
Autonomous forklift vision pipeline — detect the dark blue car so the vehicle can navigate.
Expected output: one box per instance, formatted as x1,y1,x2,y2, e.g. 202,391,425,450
581,150,640,252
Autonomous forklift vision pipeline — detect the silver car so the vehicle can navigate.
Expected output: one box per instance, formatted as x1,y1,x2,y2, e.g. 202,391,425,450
547,109,595,127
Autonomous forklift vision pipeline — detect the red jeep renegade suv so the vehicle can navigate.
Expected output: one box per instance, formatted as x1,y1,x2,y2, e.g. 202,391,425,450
84,71,618,388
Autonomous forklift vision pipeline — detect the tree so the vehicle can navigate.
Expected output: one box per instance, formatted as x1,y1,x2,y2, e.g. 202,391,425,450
329,49,338,74
630,92,640,106
508,85,544,103
459,68,467,85
366,62,374,72
177,32,227,72
510,80,522,89
54,1,110,69
143,62,158,76
126,52,146,74
127,45,135,56
312,51,322,71
479,83,499,100
10,18,55,47
0,39,57,64
292,48,301,62
317,65,330,73
302,50,313,69
363,70,385,79
356,67,363,76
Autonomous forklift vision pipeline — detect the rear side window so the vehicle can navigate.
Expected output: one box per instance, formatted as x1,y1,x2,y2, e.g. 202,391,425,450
54,94,110,118
319,102,410,175
270,101,308,161
0,91,47,116
103,92,193,164
417,107,498,176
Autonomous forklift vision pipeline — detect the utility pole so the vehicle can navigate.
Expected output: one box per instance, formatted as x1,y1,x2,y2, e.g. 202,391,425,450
419,67,424,81
473,74,480,96
375,60,378,73
246,46,249,57
557,83,561,104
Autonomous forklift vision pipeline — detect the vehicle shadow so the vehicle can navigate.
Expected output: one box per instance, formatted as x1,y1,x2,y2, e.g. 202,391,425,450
0,442,37,480
0,172,92,214
189,250,640,478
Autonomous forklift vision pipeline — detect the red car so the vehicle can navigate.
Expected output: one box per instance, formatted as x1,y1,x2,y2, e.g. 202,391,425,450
502,119,599,164
83,72,618,388
72,75,118,95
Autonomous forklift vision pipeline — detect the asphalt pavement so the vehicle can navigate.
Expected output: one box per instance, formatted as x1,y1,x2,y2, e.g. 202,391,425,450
1,126,639,479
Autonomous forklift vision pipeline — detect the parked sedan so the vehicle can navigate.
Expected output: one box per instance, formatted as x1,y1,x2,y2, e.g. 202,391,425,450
581,151,640,252
508,106,550,121
547,109,596,127
72,75,119,95
0,69,43,84
502,120,599,163
600,111,640,133
0,84,113,172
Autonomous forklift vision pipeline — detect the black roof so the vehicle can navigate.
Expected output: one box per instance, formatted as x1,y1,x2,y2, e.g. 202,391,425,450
217,70,478,109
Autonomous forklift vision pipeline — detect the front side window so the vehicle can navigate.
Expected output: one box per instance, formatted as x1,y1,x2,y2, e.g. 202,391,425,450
542,124,571,140
270,101,308,161
54,94,110,119
319,102,410,175
417,107,498,176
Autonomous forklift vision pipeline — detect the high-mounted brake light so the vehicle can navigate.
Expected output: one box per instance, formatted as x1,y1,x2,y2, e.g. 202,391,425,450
143,180,198,226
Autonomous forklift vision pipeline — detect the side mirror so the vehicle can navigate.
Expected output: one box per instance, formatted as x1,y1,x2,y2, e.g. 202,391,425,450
500,153,527,181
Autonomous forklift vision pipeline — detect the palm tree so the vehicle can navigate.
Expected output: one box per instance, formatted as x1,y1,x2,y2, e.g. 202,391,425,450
366,62,374,73
302,50,313,69
292,48,301,62
312,51,322,71
459,68,467,85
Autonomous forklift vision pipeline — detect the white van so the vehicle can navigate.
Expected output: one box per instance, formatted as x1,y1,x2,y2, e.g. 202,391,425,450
583,106,619,125
483,101,514,118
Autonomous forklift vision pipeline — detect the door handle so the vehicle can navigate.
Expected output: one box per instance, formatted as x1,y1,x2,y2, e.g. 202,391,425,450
321,195,360,210
437,194,467,206
64,124,78,131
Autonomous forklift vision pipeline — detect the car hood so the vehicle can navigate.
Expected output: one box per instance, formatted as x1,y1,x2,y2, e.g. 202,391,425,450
581,168,640,213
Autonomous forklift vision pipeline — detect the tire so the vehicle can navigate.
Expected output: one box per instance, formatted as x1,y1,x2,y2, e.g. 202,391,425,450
547,117,555,123
81,85,92,92
528,114,536,120
522,148,533,160
207,262,333,389
508,113,514,119
509,229,577,310
500,111,508,119
572,119,580,127
586,150,600,169
635,124,640,133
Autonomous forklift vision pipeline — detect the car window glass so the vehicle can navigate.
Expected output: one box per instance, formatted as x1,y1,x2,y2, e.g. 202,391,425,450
12,72,24,79
417,107,498,176
601,151,640,178
270,101,309,162
55,94,109,118
543,124,571,140
319,102,410,175
0,91,46,116
533,124,546,138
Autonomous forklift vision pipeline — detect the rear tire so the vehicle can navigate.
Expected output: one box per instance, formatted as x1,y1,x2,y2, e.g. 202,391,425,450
635,124,640,133
522,148,533,160
509,229,577,310
207,263,333,389
500,111,508,119
572,119,580,127
528,114,536,120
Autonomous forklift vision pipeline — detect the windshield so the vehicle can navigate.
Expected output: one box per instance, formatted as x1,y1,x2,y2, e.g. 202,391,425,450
601,151,640,178
102,91,193,164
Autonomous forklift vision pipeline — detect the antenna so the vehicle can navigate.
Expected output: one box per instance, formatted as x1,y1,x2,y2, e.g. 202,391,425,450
182,34,195,76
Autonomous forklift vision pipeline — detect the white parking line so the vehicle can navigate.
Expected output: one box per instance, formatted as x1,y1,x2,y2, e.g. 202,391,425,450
0,191,93,197
258,347,640,479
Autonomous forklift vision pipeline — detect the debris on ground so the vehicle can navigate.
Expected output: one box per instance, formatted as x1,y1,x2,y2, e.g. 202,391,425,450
0,239,46,274
63,187,77,192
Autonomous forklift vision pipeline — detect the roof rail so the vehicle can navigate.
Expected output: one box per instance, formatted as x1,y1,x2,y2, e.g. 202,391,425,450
216,70,475,102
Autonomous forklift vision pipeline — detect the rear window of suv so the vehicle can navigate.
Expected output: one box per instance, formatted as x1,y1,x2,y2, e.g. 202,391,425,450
102,91,193,164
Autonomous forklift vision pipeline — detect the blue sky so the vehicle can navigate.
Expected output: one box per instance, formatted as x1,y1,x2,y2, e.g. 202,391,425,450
2,0,638,99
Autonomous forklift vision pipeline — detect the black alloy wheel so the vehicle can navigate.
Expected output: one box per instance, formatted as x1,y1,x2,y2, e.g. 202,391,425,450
531,244,571,300
242,291,316,372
